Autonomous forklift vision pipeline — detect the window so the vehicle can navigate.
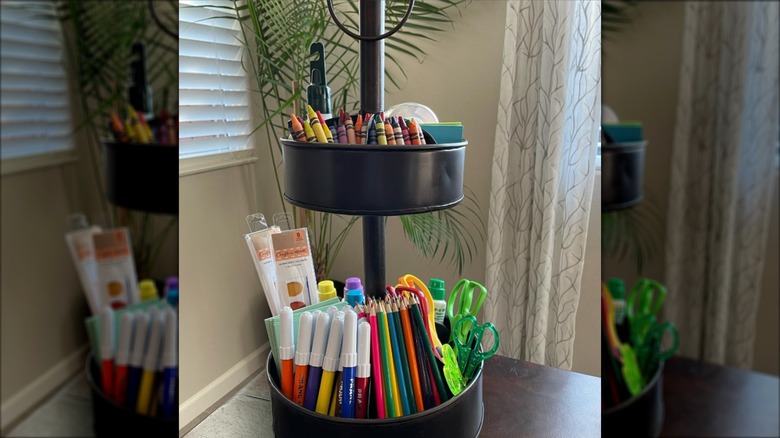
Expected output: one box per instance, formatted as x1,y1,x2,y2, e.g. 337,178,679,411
0,1,74,171
179,0,253,169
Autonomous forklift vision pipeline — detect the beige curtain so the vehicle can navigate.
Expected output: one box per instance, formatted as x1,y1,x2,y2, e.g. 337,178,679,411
483,0,601,369
665,1,779,369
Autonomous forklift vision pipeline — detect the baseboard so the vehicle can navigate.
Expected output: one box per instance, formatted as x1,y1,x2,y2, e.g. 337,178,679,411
179,342,270,431
0,344,89,433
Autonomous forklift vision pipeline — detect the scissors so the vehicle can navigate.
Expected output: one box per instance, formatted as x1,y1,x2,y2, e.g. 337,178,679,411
452,315,499,381
602,285,644,395
626,278,667,346
636,320,678,378
446,279,488,344
397,274,444,358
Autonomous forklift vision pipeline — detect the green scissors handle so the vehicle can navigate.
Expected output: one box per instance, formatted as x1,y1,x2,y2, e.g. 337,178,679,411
627,278,667,320
453,315,499,381
447,279,487,343
637,322,679,378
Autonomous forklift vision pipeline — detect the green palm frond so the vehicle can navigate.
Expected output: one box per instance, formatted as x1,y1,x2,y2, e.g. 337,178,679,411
602,191,664,275
603,0,639,37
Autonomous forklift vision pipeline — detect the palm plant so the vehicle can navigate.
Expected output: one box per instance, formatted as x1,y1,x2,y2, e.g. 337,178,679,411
56,0,178,278
200,0,483,279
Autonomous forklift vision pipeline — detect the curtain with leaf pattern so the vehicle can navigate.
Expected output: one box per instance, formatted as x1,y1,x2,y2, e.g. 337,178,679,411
664,1,779,369
483,0,600,369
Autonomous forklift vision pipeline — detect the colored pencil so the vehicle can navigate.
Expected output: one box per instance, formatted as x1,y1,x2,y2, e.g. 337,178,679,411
385,299,410,415
376,301,396,417
390,300,415,414
400,297,424,412
409,296,449,403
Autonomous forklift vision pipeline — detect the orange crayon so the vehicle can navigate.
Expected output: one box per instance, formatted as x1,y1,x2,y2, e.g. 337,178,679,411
290,113,307,141
384,120,395,145
408,119,421,145
354,114,364,144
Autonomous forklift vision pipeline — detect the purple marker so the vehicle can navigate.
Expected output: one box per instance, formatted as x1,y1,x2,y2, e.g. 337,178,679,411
303,312,331,410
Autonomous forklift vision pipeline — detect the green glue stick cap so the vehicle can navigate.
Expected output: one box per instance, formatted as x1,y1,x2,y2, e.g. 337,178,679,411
428,278,446,301
307,42,331,115
318,280,337,301
607,277,625,300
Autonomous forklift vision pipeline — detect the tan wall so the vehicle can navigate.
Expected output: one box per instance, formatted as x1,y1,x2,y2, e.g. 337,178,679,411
0,165,88,403
602,1,779,375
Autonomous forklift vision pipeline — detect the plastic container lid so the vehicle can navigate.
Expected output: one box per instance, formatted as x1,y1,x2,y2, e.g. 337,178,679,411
607,278,625,300
428,278,446,301
139,279,159,302
318,280,337,301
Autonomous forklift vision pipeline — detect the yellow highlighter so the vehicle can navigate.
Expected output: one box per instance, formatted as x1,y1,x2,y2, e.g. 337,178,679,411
307,105,328,143
136,309,164,415
316,311,344,414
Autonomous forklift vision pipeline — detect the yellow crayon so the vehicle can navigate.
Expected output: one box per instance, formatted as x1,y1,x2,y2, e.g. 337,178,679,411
303,120,316,142
307,105,328,143
375,115,387,145
316,111,334,143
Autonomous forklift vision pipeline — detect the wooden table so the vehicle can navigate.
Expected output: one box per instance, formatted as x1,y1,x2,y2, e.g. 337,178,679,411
661,356,780,437
480,355,601,437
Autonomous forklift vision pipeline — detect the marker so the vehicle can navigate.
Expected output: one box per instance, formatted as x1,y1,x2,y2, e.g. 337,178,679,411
399,117,411,145
160,308,178,419
280,306,295,400
304,312,330,410
113,312,135,405
290,113,306,141
343,111,356,144
315,311,343,414
136,310,163,415
375,114,387,145
316,110,334,143
354,320,371,419
125,311,149,410
293,312,313,406
330,361,342,416
307,105,328,143
340,310,357,418
100,306,115,400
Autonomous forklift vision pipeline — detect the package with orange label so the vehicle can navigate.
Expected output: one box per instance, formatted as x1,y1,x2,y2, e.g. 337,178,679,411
244,213,283,316
92,228,139,310
271,228,319,310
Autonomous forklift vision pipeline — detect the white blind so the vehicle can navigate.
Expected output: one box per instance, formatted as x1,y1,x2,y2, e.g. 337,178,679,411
0,2,73,160
179,0,251,159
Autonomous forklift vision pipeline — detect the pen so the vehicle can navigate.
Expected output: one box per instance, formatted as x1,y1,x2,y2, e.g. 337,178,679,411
293,312,313,406
100,306,115,400
113,311,135,405
355,320,371,419
161,307,178,419
340,310,357,418
280,306,295,400
136,310,163,415
125,311,149,409
315,311,343,414
304,312,330,410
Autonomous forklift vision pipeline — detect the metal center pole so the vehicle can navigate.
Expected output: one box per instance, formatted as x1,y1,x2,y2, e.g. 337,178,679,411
360,0,386,297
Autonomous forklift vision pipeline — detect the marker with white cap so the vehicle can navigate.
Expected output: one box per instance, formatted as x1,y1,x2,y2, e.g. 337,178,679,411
161,307,178,419
125,311,149,409
315,311,343,414
113,311,135,404
355,320,371,419
280,306,295,400
304,312,330,411
100,306,115,400
293,312,313,406
340,310,358,418
136,310,163,415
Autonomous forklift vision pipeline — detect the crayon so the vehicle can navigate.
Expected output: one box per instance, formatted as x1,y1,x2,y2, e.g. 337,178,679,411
354,114,364,144
307,105,328,143
343,110,356,144
337,119,348,143
408,119,421,145
375,114,387,145
366,117,377,145
392,118,404,145
290,113,307,141
399,117,411,145
316,110,334,143
416,121,426,144
384,120,396,145
303,121,316,142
